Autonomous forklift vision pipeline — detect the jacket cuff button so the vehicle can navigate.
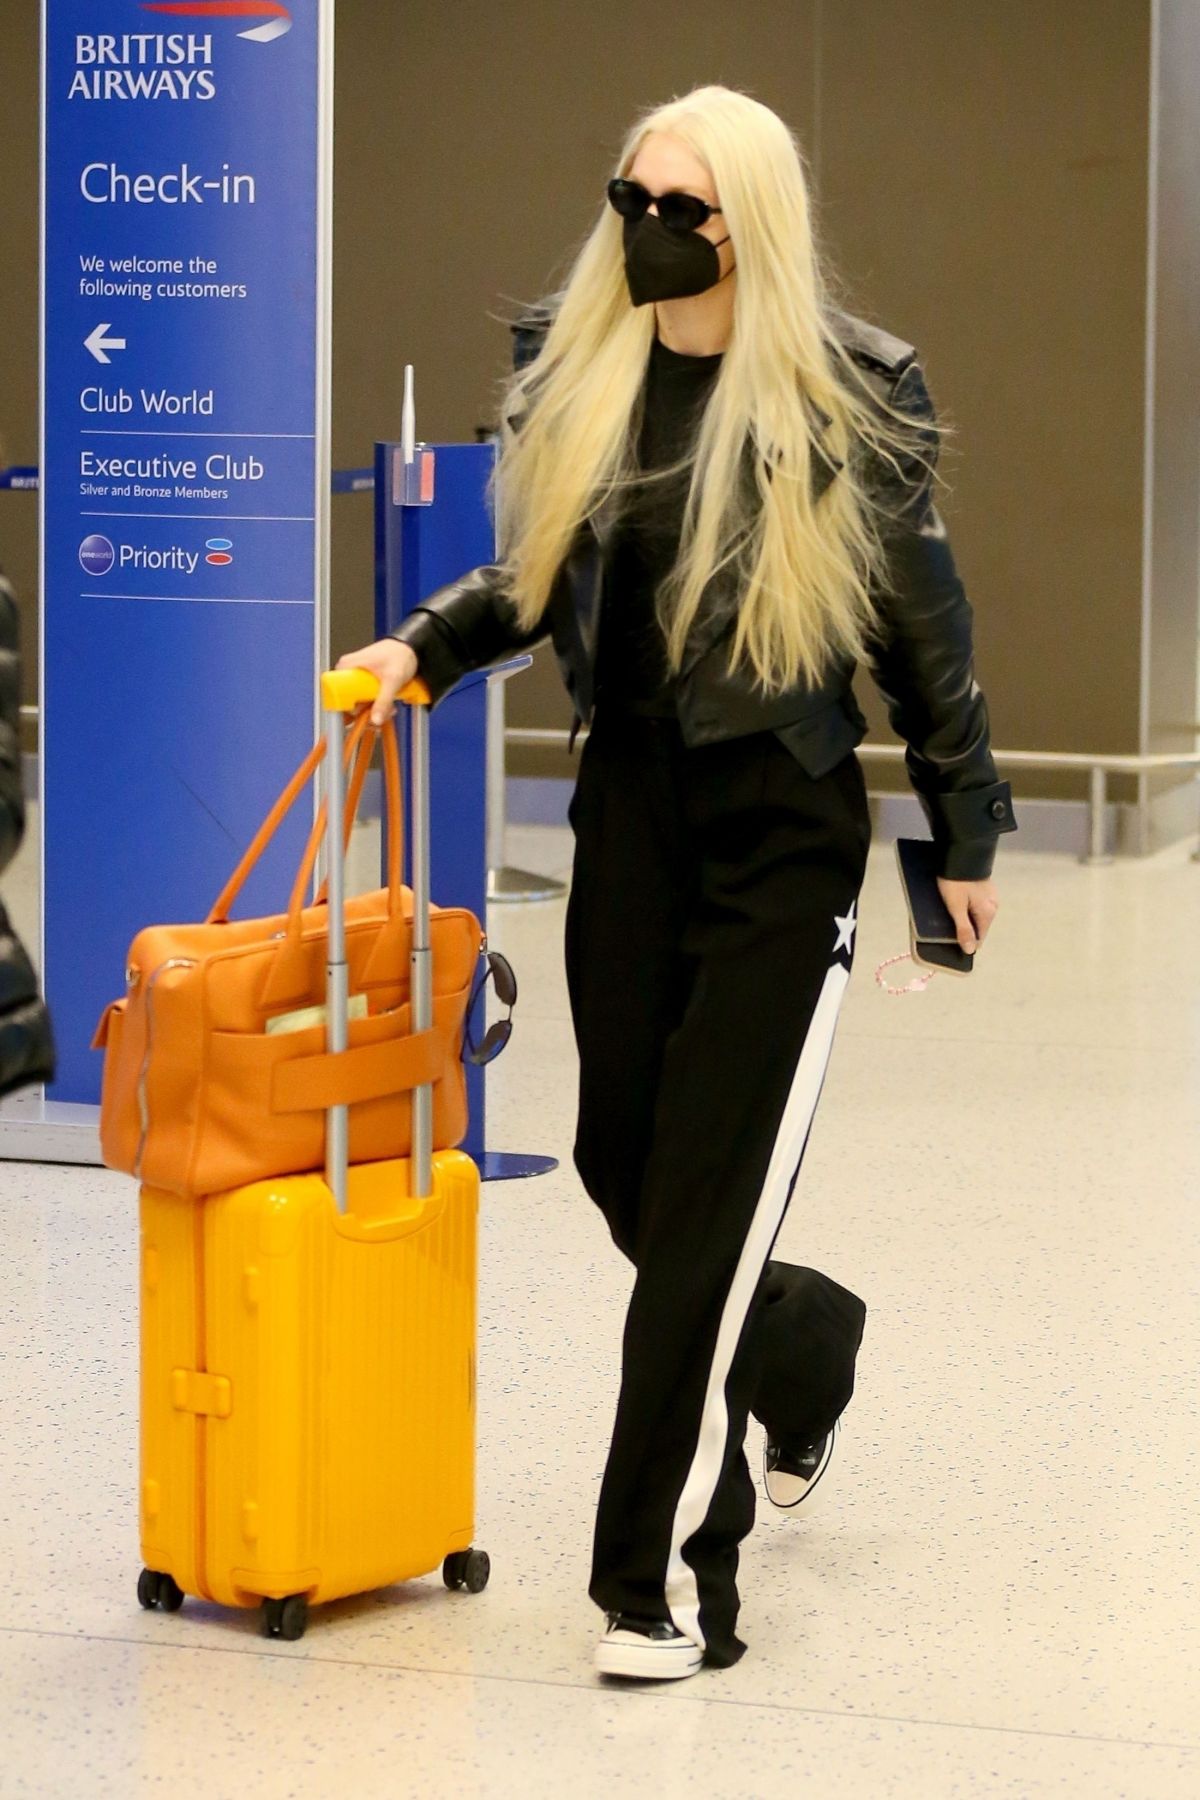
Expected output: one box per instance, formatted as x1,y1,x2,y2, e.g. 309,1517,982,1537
989,799,1008,821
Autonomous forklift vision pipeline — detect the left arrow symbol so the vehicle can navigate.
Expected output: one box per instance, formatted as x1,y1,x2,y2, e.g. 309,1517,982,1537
85,323,127,365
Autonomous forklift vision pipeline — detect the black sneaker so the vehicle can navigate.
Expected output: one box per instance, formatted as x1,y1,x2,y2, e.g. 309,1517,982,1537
763,1416,839,1511
594,1612,704,1680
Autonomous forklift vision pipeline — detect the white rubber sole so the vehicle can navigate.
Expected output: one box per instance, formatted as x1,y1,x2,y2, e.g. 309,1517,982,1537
763,1417,838,1511
595,1629,704,1681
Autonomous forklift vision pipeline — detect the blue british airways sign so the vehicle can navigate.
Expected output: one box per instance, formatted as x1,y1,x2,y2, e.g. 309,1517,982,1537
41,0,331,1102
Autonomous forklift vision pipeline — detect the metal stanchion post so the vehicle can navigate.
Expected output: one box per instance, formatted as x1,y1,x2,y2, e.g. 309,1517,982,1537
1082,764,1114,865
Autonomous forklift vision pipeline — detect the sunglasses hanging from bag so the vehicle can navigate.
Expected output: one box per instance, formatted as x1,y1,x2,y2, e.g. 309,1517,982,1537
462,947,518,1066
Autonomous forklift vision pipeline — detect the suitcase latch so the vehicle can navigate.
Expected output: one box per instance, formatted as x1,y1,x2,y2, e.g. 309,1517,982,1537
171,1369,233,1419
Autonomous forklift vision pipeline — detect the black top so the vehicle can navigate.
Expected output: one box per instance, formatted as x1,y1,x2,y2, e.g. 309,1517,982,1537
593,335,724,717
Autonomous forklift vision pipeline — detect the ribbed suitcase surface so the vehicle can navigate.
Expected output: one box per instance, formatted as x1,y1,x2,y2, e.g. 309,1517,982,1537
140,1149,479,1611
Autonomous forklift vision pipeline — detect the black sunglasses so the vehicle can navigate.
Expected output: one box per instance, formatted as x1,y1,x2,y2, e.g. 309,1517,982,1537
463,949,518,1067
607,176,723,235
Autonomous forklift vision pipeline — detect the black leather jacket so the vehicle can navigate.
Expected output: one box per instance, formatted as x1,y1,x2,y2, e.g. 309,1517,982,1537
1,570,55,1098
393,303,1016,879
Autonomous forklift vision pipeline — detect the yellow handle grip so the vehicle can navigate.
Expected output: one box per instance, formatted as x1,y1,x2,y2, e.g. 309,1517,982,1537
320,669,432,713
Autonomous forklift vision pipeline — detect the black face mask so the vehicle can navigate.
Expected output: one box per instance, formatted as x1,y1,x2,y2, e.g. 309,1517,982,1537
622,213,735,308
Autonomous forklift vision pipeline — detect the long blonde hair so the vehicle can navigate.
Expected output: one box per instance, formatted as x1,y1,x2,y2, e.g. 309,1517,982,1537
491,84,942,695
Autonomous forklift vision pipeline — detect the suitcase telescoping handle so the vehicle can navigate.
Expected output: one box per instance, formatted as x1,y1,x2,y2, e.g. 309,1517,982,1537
319,669,435,1212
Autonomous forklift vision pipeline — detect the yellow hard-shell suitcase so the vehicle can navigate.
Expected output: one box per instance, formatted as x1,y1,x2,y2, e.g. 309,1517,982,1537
135,675,488,1639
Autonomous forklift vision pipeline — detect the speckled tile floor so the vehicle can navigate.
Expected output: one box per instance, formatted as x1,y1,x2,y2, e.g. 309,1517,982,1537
2,814,1199,1798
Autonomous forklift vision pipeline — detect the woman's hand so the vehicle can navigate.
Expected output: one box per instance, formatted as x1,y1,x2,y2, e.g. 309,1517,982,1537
335,638,418,727
936,876,999,954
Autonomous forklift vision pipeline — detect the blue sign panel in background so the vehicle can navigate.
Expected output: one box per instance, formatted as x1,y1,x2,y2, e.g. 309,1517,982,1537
42,0,327,1100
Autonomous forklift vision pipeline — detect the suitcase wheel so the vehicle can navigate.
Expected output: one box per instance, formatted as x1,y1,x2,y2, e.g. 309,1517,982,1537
443,1549,490,1594
262,1594,309,1641
137,1568,184,1613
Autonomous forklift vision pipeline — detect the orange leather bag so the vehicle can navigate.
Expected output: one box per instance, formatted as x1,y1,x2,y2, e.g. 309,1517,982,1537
92,710,482,1198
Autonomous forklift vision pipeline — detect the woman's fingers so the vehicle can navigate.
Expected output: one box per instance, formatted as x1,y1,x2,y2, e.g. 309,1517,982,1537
371,671,401,728
936,877,1000,954
334,641,417,727
970,893,998,947
945,891,978,954
372,645,417,724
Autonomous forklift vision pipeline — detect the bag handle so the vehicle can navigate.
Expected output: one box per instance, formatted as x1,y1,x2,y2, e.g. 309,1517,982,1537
206,735,327,926
312,721,378,906
255,712,408,1010
205,705,405,943
284,711,404,931
205,707,376,927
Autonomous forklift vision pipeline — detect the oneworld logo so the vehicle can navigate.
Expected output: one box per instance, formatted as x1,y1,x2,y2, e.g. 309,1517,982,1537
79,534,235,576
140,2,292,43
79,534,116,576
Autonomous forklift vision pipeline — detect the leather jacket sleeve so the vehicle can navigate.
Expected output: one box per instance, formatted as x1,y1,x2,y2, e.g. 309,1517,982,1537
388,334,552,697
388,563,552,704
0,572,25,879
863,360,1017,881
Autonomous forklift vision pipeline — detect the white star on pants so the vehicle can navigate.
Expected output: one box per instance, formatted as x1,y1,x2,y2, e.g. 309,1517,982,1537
833,900,857,956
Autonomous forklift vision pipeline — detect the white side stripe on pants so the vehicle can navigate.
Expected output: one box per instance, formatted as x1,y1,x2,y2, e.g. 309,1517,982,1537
664,958,851,1650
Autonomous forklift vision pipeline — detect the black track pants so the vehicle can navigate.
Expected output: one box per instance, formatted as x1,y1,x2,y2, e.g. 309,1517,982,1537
563,710,871,1667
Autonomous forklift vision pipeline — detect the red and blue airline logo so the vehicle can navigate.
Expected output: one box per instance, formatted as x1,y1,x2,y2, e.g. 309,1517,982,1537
205,537,234,565
139,2,292,44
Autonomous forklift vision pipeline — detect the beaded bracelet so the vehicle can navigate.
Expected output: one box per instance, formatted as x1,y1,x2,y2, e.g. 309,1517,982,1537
874,953,938,996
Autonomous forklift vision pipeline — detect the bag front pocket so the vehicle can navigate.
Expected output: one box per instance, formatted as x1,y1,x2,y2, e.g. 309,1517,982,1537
195,986,472,1197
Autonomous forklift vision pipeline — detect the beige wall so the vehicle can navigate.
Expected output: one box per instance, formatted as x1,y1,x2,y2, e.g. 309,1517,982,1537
818,1,1151,798
3,3,1189,805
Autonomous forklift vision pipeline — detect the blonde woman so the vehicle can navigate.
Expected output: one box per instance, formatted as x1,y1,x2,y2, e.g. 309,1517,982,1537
340,84,1016,1681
